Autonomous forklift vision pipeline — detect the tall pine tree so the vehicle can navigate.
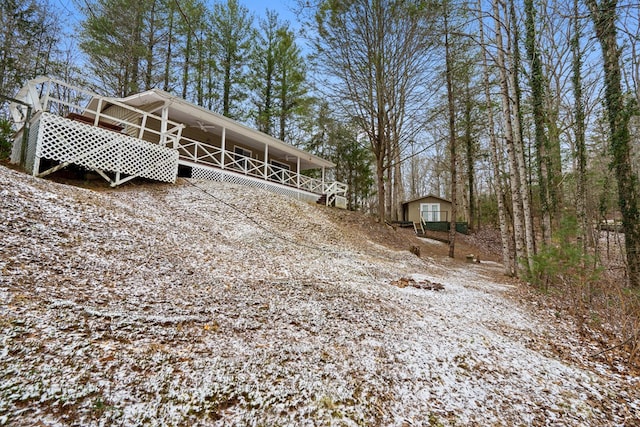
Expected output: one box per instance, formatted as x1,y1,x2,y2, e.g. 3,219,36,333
209,0,254,119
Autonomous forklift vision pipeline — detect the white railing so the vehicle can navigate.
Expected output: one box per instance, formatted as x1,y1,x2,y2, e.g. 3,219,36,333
299,174,325,194
176,135,223,168
176,137,347,197
10,76,184,151
324,181,348,197
323,181,348,207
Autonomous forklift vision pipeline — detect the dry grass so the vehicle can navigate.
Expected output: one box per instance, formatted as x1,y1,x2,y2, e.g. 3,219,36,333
518,227,640,373
574,232,640,371
586,268,640,371
453,224,639,372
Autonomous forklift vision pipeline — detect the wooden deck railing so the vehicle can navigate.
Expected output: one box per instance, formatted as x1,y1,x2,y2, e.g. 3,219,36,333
176,134,347,196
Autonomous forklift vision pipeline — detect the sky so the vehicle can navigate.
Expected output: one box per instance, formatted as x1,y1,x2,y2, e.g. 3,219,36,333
243,0,299,22
56,0,304,39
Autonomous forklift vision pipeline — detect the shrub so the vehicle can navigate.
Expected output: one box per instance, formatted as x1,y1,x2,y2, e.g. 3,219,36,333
528,216,602,304
0,118,13,160
528,216,640,368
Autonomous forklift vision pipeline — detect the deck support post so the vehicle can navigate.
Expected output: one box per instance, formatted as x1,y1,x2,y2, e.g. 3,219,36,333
160,104,169,146
94,98,103,126
26,84,43,113
221,127,226,169
42,80,51,112
264,144,269,179
138,114,148,139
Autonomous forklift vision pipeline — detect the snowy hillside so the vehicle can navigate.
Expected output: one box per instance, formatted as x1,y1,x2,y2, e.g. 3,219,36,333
0,165,638,426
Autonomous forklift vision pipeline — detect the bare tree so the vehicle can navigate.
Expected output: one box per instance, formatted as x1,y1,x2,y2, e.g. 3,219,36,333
586,0,640,288
311,0,435,221
571,0,588,252
443,5,458,258
493,0,530,276
478,0,514,276
524,0,552,244
507,1,536,273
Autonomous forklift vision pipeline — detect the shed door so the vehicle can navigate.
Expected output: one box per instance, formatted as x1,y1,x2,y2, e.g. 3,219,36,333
420,203,440,222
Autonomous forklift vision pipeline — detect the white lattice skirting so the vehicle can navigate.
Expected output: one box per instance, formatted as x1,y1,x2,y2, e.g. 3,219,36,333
10,117,41,173
33,112,178,183
190,165,320,203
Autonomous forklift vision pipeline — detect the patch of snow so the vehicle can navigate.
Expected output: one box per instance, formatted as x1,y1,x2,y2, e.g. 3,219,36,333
0,166,638,426
418,236,446,245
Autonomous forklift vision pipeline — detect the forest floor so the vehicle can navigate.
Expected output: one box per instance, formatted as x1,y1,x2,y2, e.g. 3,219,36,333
1,163,639,426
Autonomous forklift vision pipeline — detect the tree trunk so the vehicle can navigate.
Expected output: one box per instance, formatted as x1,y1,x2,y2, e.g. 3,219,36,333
494,0,526,275
128,5,143,96
463,77,475,233
163,3,174,92
480,0,513,276
144,0,157,91
572,0,588,252
444,11,457,259
385,146,392,220
508,0,535,273
392,131,404,221
182,31,191,99
587,0,640,288
524,0,552,245
223,51,232,116
278,66,287,141
196,37,204,106
376,149,386,222
545,109,564,232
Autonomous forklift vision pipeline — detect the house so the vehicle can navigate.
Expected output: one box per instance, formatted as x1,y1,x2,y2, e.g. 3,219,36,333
402,194,452,224
9,76,347,208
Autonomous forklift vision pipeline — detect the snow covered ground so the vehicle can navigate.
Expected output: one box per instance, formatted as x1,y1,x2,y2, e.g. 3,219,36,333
1,165,638,426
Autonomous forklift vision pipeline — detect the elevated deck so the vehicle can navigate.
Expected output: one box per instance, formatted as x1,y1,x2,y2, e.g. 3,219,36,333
18,111,178,187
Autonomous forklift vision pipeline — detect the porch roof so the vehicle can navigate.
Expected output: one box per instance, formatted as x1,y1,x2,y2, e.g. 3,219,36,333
113,90,334,171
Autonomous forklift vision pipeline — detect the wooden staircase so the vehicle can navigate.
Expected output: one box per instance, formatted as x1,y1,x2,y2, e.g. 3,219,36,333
413,221,425,236
316,194,327,205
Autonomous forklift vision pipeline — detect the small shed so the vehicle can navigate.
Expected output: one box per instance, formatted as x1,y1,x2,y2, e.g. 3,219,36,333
402,194,452,224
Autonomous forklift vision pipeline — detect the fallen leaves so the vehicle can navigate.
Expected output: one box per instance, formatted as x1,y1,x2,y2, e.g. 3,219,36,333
390,277,445,291
1,165,639,426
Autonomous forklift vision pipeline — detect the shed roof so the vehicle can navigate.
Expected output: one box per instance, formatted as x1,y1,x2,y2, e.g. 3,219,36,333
402,194,451,205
